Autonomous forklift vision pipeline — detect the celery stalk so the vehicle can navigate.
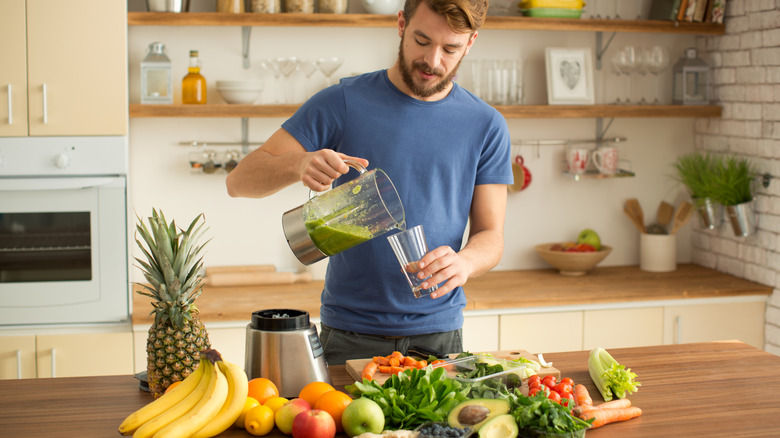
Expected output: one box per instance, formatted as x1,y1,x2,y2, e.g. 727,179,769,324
588,347,641,401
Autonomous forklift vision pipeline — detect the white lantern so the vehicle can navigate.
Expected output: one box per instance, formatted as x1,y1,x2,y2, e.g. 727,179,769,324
672,48,710,105
141,42,173,104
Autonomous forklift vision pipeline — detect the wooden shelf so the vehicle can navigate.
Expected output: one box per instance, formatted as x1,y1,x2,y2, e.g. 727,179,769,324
130,103,722,119
127,12,725,35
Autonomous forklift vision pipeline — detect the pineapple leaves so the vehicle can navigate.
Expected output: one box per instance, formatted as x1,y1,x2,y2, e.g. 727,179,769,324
134,209,210,329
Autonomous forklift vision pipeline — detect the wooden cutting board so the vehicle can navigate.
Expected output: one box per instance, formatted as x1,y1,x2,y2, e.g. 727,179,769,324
345,350,561,385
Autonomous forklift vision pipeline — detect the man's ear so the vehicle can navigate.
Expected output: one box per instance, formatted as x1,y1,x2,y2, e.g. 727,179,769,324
464,31,478,56
397,11,406,37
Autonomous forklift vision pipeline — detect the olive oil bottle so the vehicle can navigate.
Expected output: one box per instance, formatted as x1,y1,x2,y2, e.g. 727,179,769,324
182,50,206,104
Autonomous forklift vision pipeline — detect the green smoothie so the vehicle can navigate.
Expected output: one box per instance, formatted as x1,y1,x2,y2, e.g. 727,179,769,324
305,219,373,256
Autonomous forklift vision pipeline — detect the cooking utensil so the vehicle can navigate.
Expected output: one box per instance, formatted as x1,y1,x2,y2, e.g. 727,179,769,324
670,201,693,234
624,198,645,233
657,201,674,228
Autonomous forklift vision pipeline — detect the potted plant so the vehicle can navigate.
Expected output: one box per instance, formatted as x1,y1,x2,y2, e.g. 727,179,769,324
672,152,722,230
709,156,760,236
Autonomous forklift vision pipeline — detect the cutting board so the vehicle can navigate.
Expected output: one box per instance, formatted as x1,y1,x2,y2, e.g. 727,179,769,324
345,350,561,385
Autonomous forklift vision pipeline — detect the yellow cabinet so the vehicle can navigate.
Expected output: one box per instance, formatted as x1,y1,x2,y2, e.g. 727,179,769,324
663,301,765,348
463,314,499,352
0,335,36,379
499,312,584,354
583,307,664,350
36,332,134,378
0,0,127,137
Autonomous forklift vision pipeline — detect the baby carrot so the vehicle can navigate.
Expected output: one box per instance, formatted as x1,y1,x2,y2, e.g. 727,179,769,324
579,406,643,429
361,361,378,381
574,384,593,408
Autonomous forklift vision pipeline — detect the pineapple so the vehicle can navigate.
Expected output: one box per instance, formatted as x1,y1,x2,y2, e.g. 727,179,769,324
135,209,212,398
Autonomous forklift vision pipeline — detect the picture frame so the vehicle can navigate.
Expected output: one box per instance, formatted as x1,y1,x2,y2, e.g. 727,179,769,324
545,47,595,105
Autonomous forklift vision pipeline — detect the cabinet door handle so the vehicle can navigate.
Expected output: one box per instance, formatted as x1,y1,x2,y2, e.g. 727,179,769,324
51,347,56,377
6,84,11,125
42,83,48,124
16,349,22,379
675,316,682,344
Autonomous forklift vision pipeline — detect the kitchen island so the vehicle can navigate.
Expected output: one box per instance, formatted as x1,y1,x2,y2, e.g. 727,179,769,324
2,341,779,437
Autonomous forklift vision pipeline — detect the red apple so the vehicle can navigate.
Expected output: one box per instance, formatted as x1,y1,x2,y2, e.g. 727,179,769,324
575,243,596,252
292,409,337,438
275,398,312,435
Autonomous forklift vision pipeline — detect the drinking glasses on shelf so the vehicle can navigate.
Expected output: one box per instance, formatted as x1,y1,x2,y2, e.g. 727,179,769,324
259,59,282,103
647,46,671,104
317,57,344,87
609,51,626,104
613,0,622,19
277,57,300,104
298,59,319,100
618,46,638,104
635,48,651,104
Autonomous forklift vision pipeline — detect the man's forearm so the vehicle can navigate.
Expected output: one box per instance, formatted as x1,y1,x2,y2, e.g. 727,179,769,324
458,228,504,279
226,149,305,198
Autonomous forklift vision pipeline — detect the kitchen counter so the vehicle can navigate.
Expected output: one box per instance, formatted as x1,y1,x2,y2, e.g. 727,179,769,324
2,341,779,437
133,264,773,324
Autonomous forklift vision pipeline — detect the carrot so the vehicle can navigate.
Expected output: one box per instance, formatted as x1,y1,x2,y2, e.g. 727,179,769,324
361,361,378,381
373,356,390,366
391,351,405,363
403,356,418,367
415,360,427,369
574,384,593,408
579,407,643,429
377,365,392,374
573,395,632,417
388,357,400,367
390,366,405,375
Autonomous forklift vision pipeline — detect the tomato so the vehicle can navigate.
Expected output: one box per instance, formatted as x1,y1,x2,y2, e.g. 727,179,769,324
561,392,574,403
541,375,557,388
528,375,541,385
547,390,562,403
529,380,542,390
560,397,572,407
554,383,573,395
560,377,574,387
529,387,542,397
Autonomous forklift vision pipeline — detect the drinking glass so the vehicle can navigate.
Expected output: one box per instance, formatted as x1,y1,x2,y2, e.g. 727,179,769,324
647,46,670,104
259,59,282,104
635,47,650,104
613,0,622,19
298,59,319,100
387,225,438,298
617,46,638,104
277,57,300,104
610,49,629,104
316,57,344,87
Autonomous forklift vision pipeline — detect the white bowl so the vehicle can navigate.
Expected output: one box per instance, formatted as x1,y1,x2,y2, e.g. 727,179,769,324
216,88,261,104
216,80,263,89
360,0,403,15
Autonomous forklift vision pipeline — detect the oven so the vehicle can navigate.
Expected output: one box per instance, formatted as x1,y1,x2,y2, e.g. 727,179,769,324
0,137,129,325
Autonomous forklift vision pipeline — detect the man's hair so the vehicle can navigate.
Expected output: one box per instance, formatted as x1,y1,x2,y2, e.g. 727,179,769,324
402,0,488,34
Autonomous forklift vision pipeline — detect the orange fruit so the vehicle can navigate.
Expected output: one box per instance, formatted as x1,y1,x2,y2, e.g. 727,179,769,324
234,396,261,428
298,381,336,407
247,377,279,404
244,404,275,436
313,390,353,432
263,396,289,414
163,381,181,395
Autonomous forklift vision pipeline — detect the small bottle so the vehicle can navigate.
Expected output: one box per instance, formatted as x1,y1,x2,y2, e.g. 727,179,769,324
182,50,207,104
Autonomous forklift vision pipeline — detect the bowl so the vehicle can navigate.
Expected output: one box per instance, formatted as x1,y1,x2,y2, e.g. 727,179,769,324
534,243,612,276
360,0,403,15
216,80,263,104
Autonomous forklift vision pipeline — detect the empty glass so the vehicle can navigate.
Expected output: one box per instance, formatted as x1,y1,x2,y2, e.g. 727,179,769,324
317,57,344,87
647,46,671,104
387,225,438,298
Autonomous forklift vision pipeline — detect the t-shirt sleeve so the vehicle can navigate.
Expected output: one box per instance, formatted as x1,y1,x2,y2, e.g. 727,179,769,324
281,85,347,153
475,110,513,186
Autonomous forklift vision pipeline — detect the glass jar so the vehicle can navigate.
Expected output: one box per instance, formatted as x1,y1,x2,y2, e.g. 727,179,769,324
672,48,710,105
251,0,282,12
202,150,219,174
140,42,173,104
224,150,240,172
318,0,348,13
285,0,315,13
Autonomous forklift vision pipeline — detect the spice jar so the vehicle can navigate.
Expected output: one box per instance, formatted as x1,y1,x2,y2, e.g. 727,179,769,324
217,0,244,12
251,0,282,13
224,150,240,173
318,0,348,13
285,0,315,13
202,150,219,174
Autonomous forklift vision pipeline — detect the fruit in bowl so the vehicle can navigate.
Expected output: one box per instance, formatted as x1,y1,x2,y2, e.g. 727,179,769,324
535,229,611,276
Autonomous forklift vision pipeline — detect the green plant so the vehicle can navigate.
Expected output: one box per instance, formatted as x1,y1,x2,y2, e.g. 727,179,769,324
709,156,759,206
672,152,721,199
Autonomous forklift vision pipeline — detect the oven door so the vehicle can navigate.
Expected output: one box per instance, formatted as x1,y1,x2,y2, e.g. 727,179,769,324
0,176,129,325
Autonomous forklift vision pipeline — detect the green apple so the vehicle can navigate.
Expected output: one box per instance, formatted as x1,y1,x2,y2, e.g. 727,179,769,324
341,397,385,437
576,229,601,251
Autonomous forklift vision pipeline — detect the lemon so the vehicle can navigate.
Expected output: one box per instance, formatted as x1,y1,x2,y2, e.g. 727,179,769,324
245,404,275,436
234,396,261,428
263,396,289,414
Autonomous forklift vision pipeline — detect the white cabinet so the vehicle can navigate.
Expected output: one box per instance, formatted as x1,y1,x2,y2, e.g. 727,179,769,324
0,335,36,379
583,307,664,350
463,314,499,352
499,311,584,354
0,0,127,137
663,301,765,348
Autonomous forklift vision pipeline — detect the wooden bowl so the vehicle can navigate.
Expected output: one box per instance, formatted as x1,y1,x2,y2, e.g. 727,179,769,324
534,243,613,276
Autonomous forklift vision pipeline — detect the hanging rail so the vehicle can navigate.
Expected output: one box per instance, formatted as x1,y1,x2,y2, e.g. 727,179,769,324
511,136,626,146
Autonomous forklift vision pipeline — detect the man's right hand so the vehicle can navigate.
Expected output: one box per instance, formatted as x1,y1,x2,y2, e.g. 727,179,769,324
300,149,369,192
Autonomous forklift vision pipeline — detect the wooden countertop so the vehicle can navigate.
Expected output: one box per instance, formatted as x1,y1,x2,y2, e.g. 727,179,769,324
132,264,773,325
2,341,779,437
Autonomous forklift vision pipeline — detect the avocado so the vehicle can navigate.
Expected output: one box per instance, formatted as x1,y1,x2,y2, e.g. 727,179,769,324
447,398,511,431
477,414,519,438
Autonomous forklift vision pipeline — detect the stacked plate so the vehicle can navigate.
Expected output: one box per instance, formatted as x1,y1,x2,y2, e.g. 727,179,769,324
518,0,585,18
216,80,263,104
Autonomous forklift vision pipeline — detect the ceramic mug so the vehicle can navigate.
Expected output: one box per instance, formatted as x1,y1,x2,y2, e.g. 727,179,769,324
565,148,589,175
509,156,532,192
592,146,619,175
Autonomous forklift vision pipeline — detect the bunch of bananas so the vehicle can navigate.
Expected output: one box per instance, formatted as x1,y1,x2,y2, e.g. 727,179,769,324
119,349,249,438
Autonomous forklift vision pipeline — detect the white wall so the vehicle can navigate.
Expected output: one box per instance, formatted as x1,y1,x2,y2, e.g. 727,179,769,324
127,1,699,281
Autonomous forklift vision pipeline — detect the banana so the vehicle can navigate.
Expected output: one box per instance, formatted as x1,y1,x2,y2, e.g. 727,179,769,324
154,356,230,438
132,360,216,438
191,360,250,438
118,361,207,435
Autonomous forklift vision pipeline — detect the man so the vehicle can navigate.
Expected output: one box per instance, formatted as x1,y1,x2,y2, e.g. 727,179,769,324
226,0,513,364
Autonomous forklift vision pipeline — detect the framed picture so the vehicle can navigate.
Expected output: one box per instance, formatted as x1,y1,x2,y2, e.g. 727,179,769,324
545,47,595,105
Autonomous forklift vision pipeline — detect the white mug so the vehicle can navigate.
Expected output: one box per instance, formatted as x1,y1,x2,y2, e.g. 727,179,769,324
566,148,590,175
592,147,619,175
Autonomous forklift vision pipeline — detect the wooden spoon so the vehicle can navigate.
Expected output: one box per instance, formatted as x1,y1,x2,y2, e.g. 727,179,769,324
657,201,674,228
670,201,693,234
624,198,645,233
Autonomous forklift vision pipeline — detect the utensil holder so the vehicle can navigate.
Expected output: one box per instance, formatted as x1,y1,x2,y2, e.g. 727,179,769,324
640,233,676,273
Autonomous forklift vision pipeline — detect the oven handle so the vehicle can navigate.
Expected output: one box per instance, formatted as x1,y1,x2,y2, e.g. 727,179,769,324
0,177,123,191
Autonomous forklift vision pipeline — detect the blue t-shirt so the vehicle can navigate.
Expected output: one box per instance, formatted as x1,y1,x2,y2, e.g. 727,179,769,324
282,70,513,336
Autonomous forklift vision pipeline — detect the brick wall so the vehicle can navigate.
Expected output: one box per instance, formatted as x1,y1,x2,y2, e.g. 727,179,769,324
694,0,780,355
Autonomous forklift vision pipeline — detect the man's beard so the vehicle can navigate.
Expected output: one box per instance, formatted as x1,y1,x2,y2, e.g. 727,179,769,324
398,35,463,99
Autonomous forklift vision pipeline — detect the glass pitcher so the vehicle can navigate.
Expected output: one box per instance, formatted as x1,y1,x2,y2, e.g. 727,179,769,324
282,160,405,265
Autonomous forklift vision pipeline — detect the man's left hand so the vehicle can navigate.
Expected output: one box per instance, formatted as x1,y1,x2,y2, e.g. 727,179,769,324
416,246,473,299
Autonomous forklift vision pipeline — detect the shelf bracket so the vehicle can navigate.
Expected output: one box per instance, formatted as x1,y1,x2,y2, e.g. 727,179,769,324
242,26,251,69
595,31,617,70
241,117,250,154
596,117,615,141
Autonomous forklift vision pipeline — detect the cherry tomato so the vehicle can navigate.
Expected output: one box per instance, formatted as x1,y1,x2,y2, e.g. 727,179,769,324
541,375,557,388
561,392,574,403
560,377,575,387
554,383,573,395
529,380,542,390
560,397,572,407
529,387,542,397
547,390,562,403
528,375,541,385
